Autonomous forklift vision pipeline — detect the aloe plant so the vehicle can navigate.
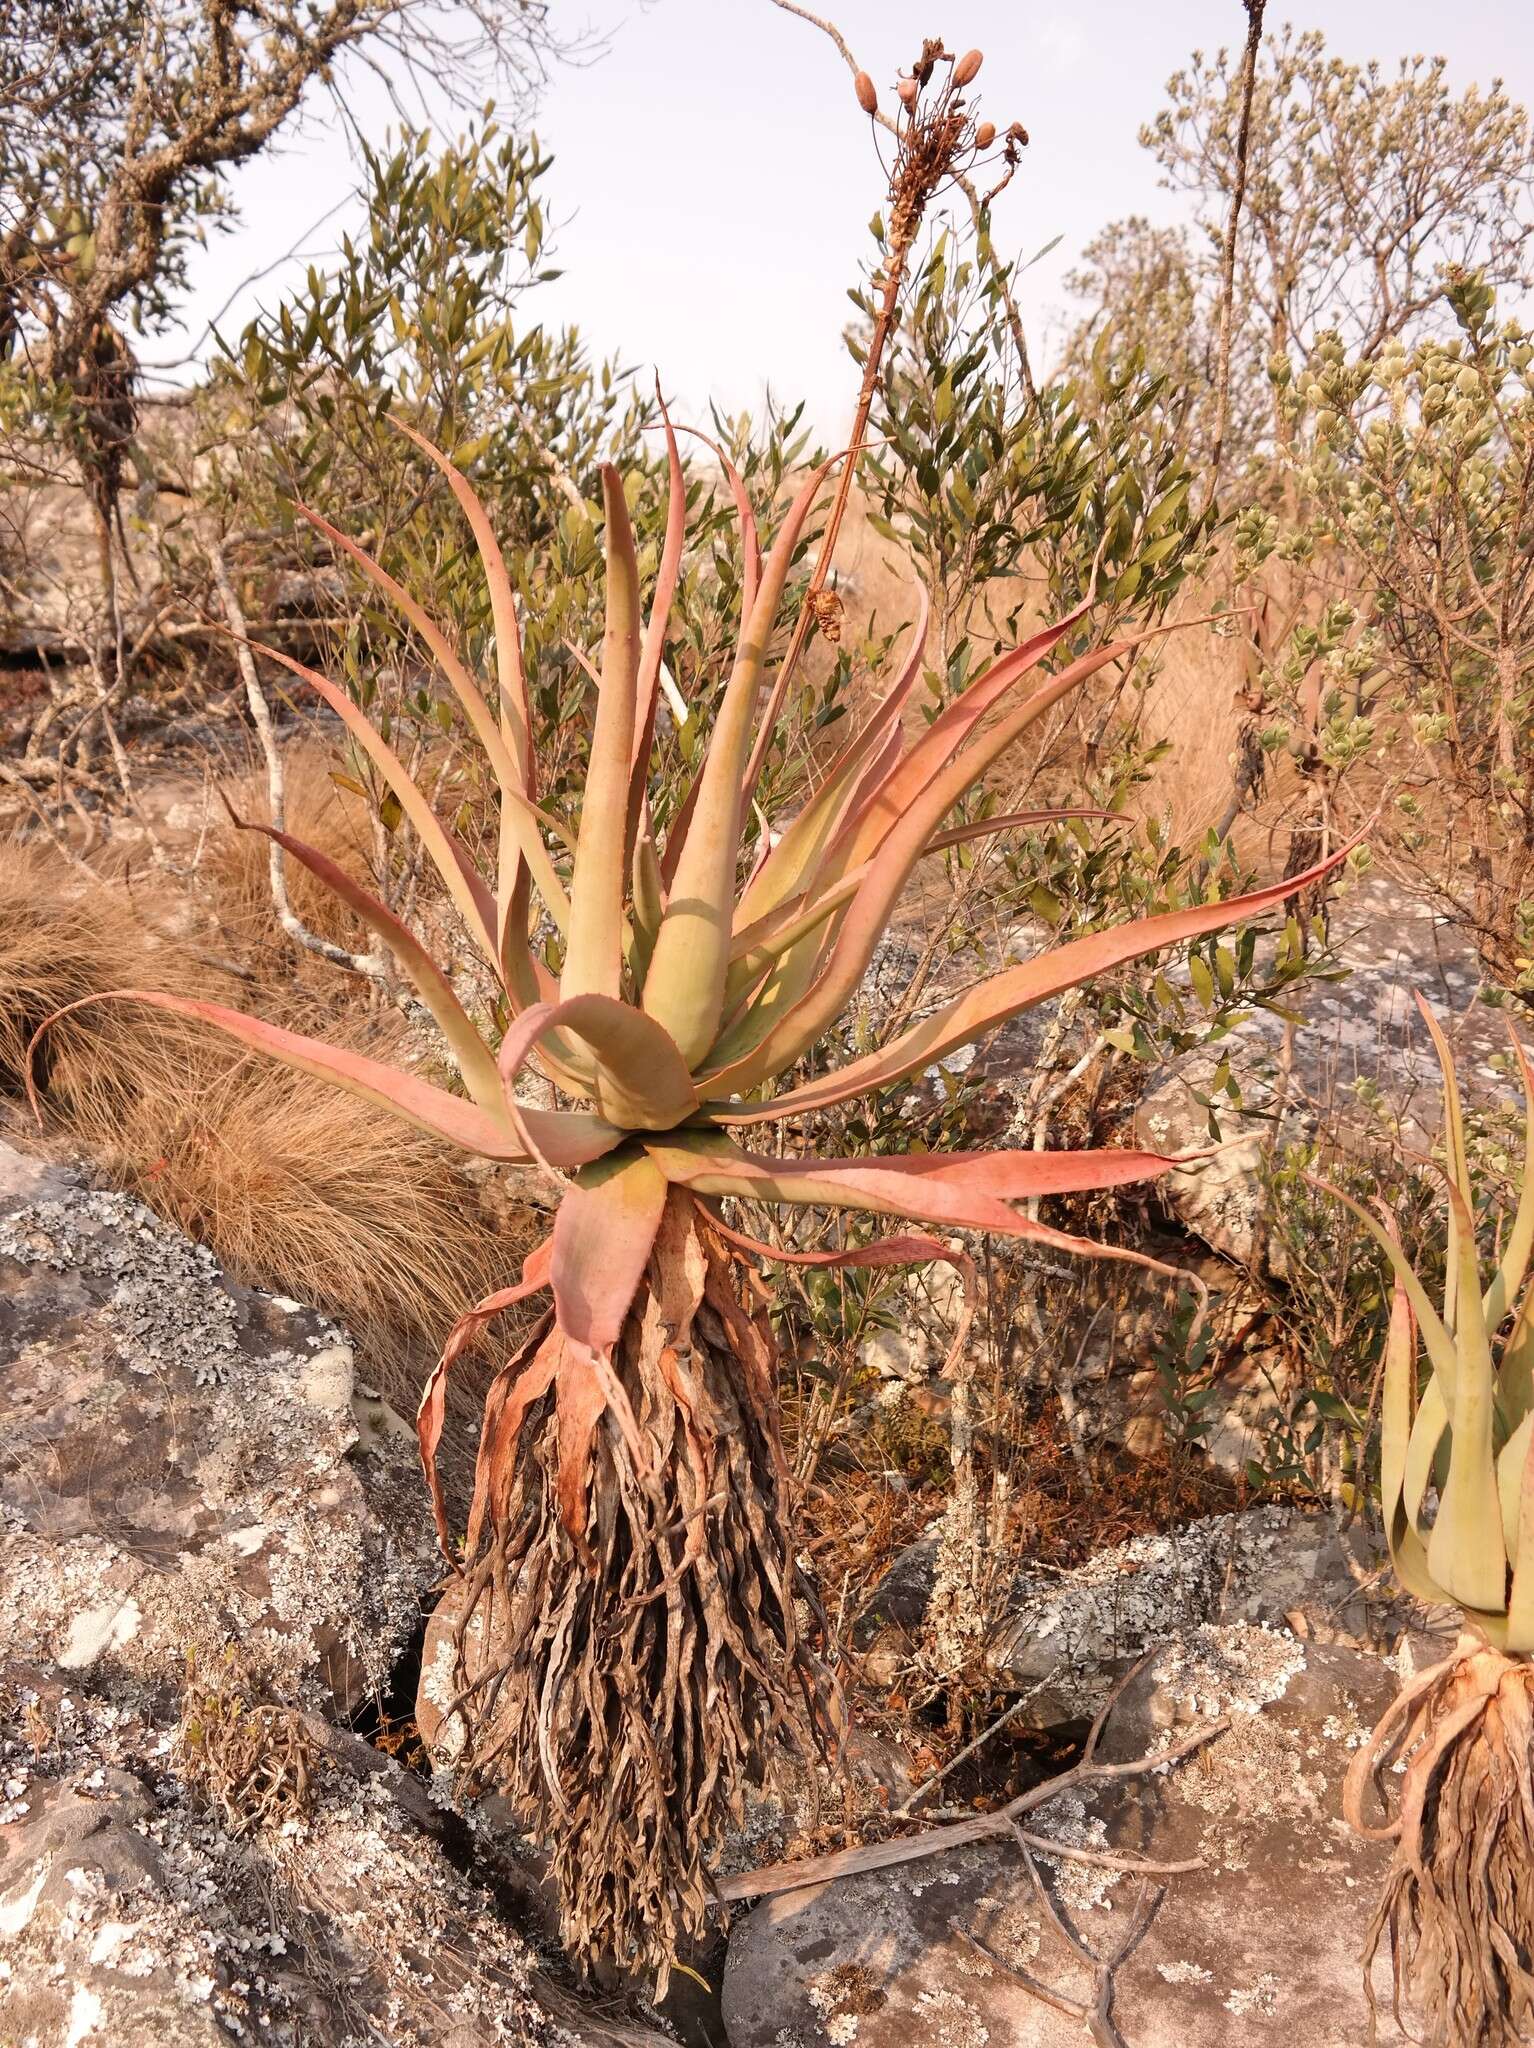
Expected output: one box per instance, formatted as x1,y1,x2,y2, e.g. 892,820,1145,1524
1325,997,1534,2045
47,425,1347,1980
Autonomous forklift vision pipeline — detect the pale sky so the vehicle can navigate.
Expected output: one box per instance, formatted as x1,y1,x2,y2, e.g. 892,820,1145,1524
150,0,1534,437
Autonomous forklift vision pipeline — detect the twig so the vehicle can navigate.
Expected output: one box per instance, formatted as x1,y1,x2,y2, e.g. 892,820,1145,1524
715,1657,1228,1901
207,538,386,981
1207,0,1267,491
893,1668,1063,1817
1013,1823,1162,2048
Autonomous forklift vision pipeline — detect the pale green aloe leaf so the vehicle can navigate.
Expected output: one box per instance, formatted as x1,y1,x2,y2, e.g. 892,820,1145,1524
561,468,641,1003
496,993,697,1135
1380,1276,1415,1553
629,827,666,987
1415,996,1473,1333
643,455,841,1066
1486,1027,1534,1331
1504,1408,1534,1650
1403,1375,1450,1525
627,399,687,837
1426,1183,1507,1614
1307,1174,1463,1404
1498,1411,1534,1562
1501,1292,1534,1436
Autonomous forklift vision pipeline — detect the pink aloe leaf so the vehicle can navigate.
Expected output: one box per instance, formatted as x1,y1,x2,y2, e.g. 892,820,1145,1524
389,424,544,984
33,989,534,1156
288,514,570,930
714,836,1360,1123
674,422,761,619
702,627,1160,1087
495,993,698,1137
416,1237,553,1561
732,587,931,936
833,603,1091,865
296,501,522,794
725,807,1114,1011
707,1212,980,1384
550,1148,669,1357
220,802,503,1112
239,637,506,964
645,1133,1181,1269
391,421,534,792
562,467,641,1002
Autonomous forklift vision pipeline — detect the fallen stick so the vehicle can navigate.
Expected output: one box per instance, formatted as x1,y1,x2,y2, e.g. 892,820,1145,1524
716,1651,1228,1903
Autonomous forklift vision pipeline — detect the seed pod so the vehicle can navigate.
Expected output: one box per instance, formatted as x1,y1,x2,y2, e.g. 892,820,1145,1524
897,77,919,109
854,70,878,115
953,48,983,87
1007,121,1030,146
975,121,996,149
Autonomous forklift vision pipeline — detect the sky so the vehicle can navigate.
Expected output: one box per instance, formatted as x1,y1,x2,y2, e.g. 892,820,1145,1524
149,0,1534,438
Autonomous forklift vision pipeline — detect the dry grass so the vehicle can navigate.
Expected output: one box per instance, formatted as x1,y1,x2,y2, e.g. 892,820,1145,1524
0,840,539,1444
201,741,377,960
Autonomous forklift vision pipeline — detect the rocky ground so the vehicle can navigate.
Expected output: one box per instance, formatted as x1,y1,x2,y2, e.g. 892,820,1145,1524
0,1136,649,2048
0,1121,1449,2045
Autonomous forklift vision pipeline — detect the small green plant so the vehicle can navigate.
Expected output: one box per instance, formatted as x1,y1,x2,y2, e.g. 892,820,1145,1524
1321,998,1534,2045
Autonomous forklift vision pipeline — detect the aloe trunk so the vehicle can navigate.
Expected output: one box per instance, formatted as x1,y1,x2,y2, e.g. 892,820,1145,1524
420,1192,818,1980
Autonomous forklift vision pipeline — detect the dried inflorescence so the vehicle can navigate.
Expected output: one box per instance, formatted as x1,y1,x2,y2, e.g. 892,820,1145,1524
863,40,1027,252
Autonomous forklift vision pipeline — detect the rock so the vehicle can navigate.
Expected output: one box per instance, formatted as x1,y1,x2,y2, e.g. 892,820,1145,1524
721,1629,1405,2047
1129,874,1524,1270
0,1659,581,2047
0,1139,437,1716
860,1327,931,1384
858,1505,1394,1729
1134,1052,1274,1268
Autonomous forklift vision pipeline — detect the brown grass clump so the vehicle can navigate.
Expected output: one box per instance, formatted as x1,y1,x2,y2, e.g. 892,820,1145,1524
201,742,376,960
126,1049,532,1378
0,841,539,1431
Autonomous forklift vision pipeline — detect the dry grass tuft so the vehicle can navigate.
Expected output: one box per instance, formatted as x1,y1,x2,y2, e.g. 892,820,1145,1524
0,841,539,1434
175,1652,317,1837
123,1049,531,1378
202,742,376,958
